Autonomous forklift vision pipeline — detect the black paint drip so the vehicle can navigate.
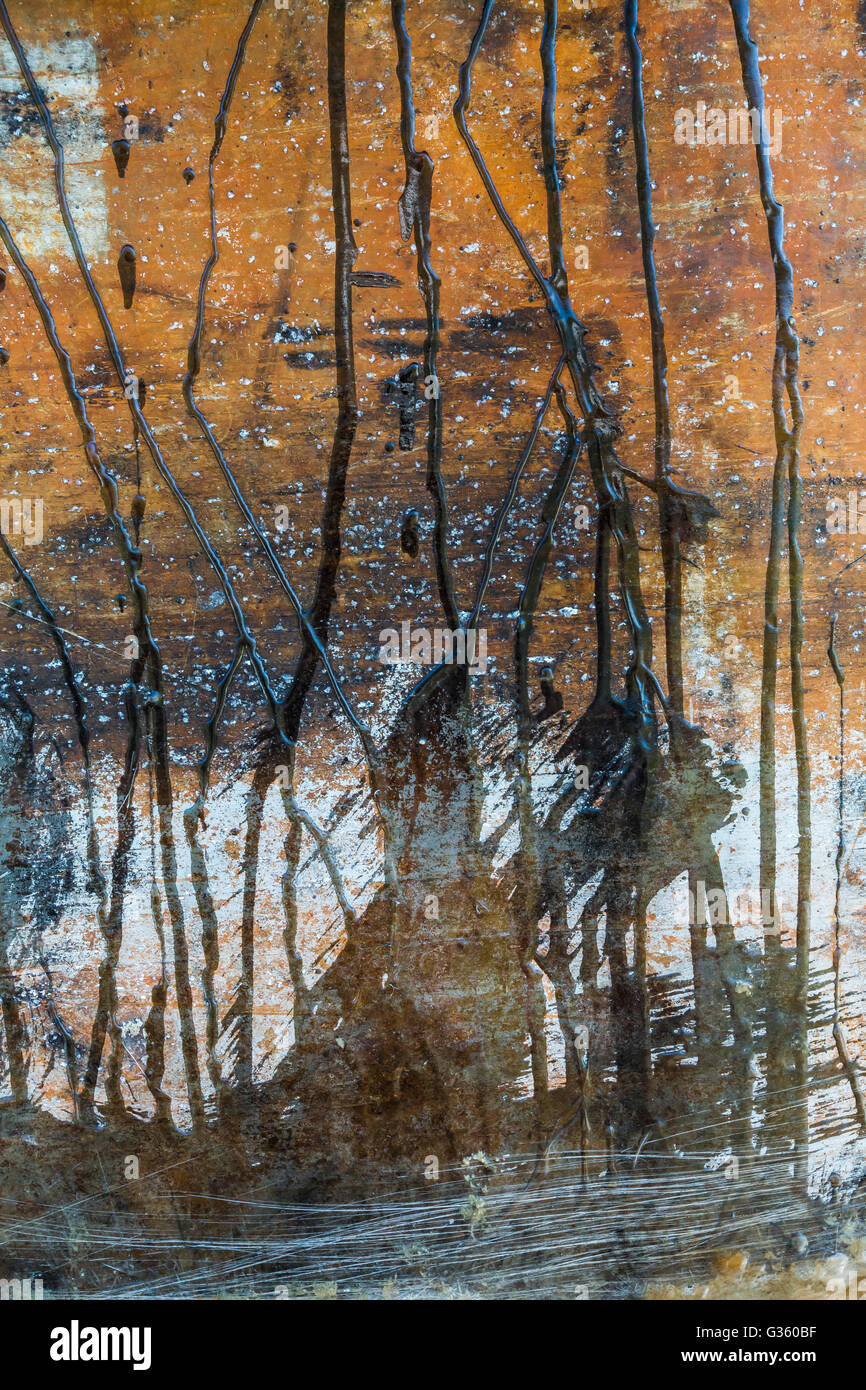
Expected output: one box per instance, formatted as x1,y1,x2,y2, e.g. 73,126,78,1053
117,243,136,308
400,507,419,557
111,137,131,178
384,362,419,450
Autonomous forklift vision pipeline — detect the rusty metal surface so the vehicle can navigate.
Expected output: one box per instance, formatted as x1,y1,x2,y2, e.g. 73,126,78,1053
0,0,865,1300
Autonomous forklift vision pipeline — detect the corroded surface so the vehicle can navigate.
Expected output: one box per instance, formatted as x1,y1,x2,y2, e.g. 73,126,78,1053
1,0,866,1298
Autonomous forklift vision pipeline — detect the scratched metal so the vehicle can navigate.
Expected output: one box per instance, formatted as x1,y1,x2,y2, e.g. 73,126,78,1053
0,0,865,1299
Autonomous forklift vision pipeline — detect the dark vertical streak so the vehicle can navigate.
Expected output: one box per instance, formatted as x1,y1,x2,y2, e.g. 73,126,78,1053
391,0,459,628
728,0,805,940
827,618,866,1130
0,693,31,1105
279,814,307,1053
728,0,809,1162
236,758,271,1089
281,0,360,742
184,642,245,1099
624,0,681,714
117,243,136,309
144,755,171,1124
85,688,140,1121
539,0,567,297
592,504,613,706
